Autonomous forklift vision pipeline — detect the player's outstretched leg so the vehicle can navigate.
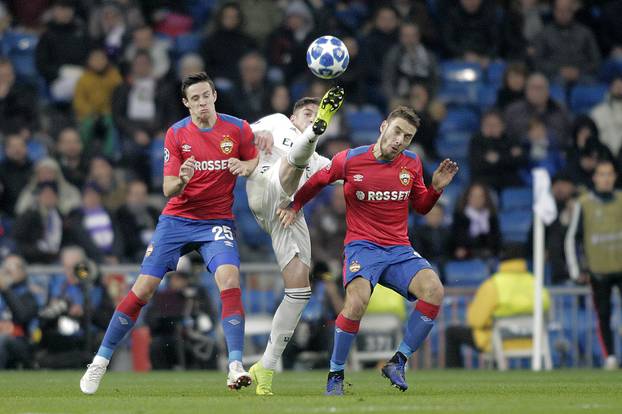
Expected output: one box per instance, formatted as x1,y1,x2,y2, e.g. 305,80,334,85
80,276,154,394
221,286,252,390
382,270,442,392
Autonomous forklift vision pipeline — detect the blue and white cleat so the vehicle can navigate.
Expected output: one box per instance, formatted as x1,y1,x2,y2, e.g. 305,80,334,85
381,352,408,392
325,370,345,396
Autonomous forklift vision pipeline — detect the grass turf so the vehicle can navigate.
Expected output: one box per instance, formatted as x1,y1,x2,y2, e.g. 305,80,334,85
0,370,621,414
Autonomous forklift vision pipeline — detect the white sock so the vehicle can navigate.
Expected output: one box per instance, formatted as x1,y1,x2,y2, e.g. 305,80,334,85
261,287,312,370
288,126,318,168
93,355,110,366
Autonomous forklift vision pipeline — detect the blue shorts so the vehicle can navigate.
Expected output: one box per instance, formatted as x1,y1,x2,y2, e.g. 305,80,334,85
343,241,432,301
140,215,240,278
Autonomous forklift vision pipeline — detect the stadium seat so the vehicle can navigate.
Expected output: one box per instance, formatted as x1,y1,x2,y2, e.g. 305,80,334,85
436,136,469,160
599,58,622,83
174,32,202,58
478,84,498,110
501,187,532,212
345,107,384,145
548,83,566,106
486,60,506,88
438,107,480,135
500,210,533,244
444,259,490,287
569,84,608,114
4,32,38,82
438,61,483,106
491,315,552,371
349,313,403,371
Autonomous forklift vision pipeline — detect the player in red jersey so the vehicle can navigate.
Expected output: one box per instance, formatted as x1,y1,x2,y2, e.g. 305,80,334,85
279,106,458,395
81,72,259,394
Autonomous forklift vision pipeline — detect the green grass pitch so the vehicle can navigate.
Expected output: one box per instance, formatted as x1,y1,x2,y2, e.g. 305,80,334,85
1,370,621,414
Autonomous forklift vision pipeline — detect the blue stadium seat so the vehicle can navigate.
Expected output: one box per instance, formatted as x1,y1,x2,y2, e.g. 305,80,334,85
438,61,483,106
436,136,469,160
500,210,533,243
548,83,566,106
345,107,384,145
501,186,532,212
174,32,202,58
569,84,608,114
486,60,506,88
3,32,38,82
599,58,622,83
444,259,490,287
478,84,498,110
439,107,480,135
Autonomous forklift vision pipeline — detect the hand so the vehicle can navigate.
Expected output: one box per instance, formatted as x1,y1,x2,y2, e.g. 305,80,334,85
254,130,273,155
228,158,253,176
179,156,195,184
431,159,459,192
485,151,500,164
277,207,297,227
455,247,468,260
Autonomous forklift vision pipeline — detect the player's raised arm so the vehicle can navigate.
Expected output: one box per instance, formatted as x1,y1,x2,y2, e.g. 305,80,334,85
410,158,458,214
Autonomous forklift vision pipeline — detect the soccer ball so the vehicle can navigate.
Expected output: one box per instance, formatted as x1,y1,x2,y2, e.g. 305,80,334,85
306,36,349,79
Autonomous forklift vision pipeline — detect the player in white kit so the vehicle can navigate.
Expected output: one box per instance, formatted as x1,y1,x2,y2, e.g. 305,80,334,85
247,86,344,395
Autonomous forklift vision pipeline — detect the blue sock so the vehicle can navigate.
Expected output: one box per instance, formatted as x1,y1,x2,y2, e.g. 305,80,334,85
97,311,135,360
329,314,360,372
222,315,244,363
397,306,436,358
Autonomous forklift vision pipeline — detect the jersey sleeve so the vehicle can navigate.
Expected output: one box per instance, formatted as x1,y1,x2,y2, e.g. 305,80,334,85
239,120,258,161
291,150,348,212
409,158,442,214
250,113,287,134
163,128,182,176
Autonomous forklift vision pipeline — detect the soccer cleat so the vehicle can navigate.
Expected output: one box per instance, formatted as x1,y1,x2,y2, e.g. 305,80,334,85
312,85,345,135
381,352,408,392
80,362,107,395
604,355,619,370
249,361,275,396
325,370,345,396
227,360,252,390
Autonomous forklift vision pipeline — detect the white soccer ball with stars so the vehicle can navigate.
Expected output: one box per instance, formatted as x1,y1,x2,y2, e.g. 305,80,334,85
306,35,349,79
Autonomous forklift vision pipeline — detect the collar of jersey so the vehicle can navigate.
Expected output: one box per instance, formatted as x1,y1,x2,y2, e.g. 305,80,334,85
369,145,396,164
192,115,218,132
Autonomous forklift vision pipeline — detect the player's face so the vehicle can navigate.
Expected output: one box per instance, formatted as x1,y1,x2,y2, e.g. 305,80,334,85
290,103,319,133
378,117,417,160
184,82,217,122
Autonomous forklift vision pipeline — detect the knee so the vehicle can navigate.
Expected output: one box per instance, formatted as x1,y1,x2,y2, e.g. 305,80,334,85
132,283,157,302
344,295,369,319
419,275,444,305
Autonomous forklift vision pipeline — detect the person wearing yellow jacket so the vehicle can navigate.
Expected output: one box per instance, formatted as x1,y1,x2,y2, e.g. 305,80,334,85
445,252,550,368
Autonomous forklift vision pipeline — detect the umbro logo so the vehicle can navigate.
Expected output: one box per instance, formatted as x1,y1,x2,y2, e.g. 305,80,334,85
182,144,192,152
228,319,241,326
420,316,432,322
353,174,364,182
118,316,129,325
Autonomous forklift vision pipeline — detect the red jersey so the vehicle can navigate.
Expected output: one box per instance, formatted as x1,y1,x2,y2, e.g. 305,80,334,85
162,114,257,220
292,145,441,246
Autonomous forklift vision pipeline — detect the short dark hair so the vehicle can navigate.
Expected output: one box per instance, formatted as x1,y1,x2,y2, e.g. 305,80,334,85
386,105,421,128
293,97,320,114
594,158,617,173
181,71,215,99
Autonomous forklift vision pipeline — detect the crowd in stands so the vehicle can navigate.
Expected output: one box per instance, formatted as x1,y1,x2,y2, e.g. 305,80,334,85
0,0,621,369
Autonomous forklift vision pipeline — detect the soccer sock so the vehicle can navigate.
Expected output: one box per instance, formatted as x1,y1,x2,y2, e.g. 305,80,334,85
397,299,440,358
329,314,360,372
97,290,147,361
221,287,245,363
261,287,312,370
287,125,319,168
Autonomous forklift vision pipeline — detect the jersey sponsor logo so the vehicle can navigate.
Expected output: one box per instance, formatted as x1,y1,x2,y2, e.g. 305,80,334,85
356,191,365,200
399,167,411,186
194,159,229,171
145,243,154,257
353,174,364,182
357,190,411,201
220,135,234,154
181,144,192,152
164,148,170,163
349,260,361,273
282,137,293,147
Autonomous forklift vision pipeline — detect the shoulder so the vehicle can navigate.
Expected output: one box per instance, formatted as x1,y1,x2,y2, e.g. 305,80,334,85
171,116,191,133
218,113,246,130
252,113,291,129
345,145,371,161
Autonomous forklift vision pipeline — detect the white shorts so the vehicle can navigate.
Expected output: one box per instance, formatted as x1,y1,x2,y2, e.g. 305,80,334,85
246,158,311,271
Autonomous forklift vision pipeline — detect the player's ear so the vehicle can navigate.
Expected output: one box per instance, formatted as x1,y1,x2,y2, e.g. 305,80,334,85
182,97,190,109
380,120,388,133
213,89,217,103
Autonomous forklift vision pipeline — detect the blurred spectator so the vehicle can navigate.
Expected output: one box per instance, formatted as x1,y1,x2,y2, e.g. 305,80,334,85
86,156,127,211
440,0,499,66
382,22,438,101
13,181,65,264
469,110,527,191
590,76,622,160
402,83,443,160
565,159,622,370
445,248,550,368
146,271,218,369
495,62,527,110
450,182,501,260
237,0,283,48
309,184,347,276
123,25,170,80
282,261,343,369
200,1,257,84
0,58,38,135
504,73,571,146
37,246,114,368
226,51,271,121
55,126,89,189
520,118,564,182
337,35,367,107
600,0,622,58
87,1,129,62
65,182,123,264
0,254,39,369
15,157,81,216
410,204,450,266
0,134,33,217
533,0,601,84
112,51,162,182
116,180,159,262
74,48,122,159
35,0,90,102
265,0,316,83
500,0,547,59
392,0,439,49
265,84,292,115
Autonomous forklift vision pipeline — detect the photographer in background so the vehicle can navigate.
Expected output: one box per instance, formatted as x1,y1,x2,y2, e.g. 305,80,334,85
37,246,114,368
0,254,39,369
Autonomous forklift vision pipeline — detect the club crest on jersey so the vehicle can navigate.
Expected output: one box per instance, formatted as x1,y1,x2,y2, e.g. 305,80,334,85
220,136,234,154
163,148,170,163
145,243,154,257
349,260,361,273
181,144,192,152
399,167,411,186
353,174,364,182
